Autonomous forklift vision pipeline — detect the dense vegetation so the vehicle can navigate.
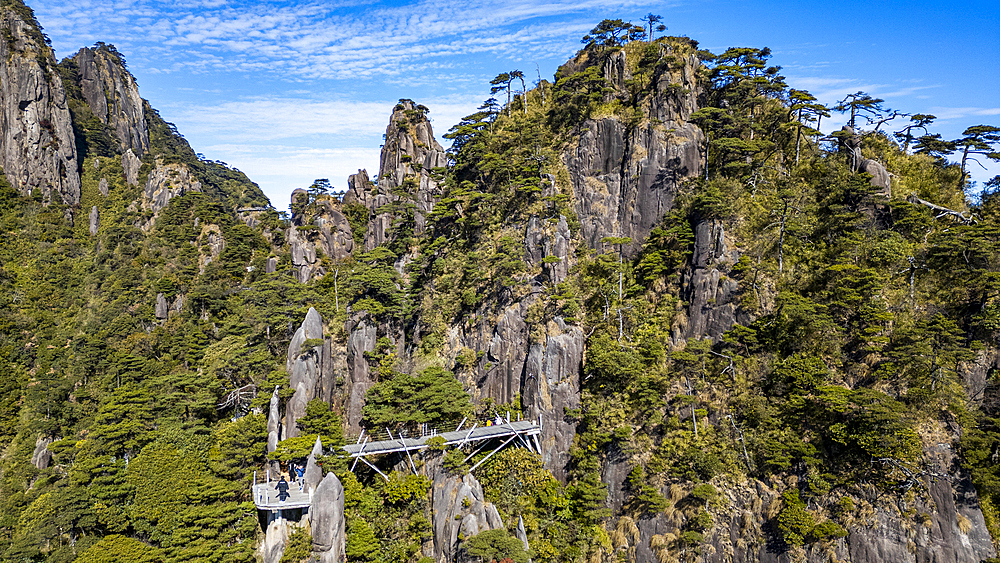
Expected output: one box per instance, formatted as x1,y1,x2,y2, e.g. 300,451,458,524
1,6,1000,563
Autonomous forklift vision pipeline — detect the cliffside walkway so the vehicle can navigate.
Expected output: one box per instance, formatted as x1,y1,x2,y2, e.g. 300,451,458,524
252,417,543,508
252,475,311,510
343,417,542,480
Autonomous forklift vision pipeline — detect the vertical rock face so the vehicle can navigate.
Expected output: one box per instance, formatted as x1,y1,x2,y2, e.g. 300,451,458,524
141,160,202,228
675,219,744,343
344,100,447,251
429,461,504,563
611,442,997,563
287,189,354,283
285,307,334,438
568,118,703,255
311,473,346,563
30,436,52,469
525,215,573,284
566,50,703,256
523,319,583,481
71,46,148,155
0,5,80,205
344,315,377,433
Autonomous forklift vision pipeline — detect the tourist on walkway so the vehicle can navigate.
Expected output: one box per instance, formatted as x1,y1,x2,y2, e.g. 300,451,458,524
277,476,290,502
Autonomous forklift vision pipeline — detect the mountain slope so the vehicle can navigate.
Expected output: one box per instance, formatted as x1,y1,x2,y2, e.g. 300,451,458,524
1,4,1000,563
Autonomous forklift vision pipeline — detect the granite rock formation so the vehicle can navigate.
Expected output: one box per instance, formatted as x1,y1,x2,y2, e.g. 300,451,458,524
675,219,744,343
287,189,355,283
122,149,141,187
285,307,338,437
566,49,704,256
266,386,281,477
30,436,52,470
0,4,80,205
343,99,447,251
71,46,148,155
428,461,505,563
89,205,99,235
310,473,346,563
142,159,202,228
839,125,892,195
303,436,323,494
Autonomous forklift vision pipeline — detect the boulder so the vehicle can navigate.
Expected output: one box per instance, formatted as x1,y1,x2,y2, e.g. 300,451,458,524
859,157,891,195
98,177,108,196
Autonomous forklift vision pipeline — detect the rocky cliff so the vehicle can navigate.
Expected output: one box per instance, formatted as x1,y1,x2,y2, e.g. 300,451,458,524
344,99,448,251
71,45,148,155
0,4,80,205
287,188,355,283
566,49,704,255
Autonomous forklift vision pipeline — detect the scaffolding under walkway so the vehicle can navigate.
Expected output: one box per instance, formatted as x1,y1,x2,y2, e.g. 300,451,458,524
342,417,542,480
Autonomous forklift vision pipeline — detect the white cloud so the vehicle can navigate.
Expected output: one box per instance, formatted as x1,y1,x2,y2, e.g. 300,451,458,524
28,0,665,81
203,144,381,208
163,98,396,141
924,107,1000,121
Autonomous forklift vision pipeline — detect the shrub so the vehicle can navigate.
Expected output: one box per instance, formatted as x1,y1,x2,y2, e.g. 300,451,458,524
777,490,814,546
690,483,718,506
809,521,848,542
464,529,529,563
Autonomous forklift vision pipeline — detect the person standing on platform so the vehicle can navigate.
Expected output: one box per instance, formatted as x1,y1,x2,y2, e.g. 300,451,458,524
277,475,290,502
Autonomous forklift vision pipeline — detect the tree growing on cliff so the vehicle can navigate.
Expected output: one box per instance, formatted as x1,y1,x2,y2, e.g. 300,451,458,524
581,19,643,47
834,91,885,129
641,13,665,41
491,73,513,117
954,125,1000,190
894,114,936,153
361,366,472,432
464,529,529,563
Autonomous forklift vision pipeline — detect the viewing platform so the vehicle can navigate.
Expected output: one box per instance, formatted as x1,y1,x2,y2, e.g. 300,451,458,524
252,477,311,510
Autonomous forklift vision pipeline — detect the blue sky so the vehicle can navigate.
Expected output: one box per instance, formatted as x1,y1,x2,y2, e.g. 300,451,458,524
25,0,1000,209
